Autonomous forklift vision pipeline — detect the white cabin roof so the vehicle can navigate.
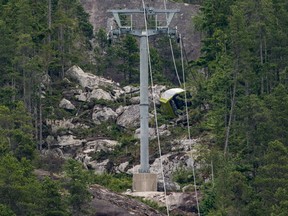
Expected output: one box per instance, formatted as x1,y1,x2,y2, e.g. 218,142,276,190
160,88,185,101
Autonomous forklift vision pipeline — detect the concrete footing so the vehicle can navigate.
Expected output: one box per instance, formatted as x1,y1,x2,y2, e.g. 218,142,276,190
133,173,157,192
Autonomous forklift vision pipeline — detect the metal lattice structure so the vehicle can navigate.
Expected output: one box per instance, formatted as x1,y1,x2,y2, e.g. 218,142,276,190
108,8,179,37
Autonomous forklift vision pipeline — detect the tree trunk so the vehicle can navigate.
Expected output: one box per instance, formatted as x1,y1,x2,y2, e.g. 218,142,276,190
48,0,51,44
39,84,43,151
224,68,237,155
60,25,65,78
34,105,38,143
260,39,264,94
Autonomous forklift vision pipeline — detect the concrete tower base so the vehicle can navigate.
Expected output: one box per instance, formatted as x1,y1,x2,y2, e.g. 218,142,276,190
133,173,157,192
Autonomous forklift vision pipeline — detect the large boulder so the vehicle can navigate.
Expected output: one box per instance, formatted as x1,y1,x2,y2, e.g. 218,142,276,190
57,135,86,147
75,88,116,102
157,180,181,192
149,153,191,177
89,88,113,101
88,159,112,174
116,161,129,173
134,127,157,140
75,89,89,102
167,192,200,214
116,105,140,128
66,65,116,89
134,124,171,140
83,139,118,154
67,66,124,101
59,98,75,110
123,85,140,94
46,119,89,133
92,106,118,125
129,96,140,104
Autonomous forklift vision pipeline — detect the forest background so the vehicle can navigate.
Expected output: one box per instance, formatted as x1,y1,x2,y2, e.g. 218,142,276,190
0,0,288,215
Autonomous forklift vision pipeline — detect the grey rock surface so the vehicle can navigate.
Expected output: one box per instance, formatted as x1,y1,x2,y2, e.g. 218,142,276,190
66,65,115,89
116,105,140,128
92,106,118,125
59,98,75,110
89,184,165,216
80,0,201,61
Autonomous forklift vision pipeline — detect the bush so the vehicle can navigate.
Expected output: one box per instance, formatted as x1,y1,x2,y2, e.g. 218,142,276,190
172,167,194,187
92,173,132,192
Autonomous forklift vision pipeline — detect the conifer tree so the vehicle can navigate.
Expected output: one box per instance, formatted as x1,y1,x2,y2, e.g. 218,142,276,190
255,140,288,215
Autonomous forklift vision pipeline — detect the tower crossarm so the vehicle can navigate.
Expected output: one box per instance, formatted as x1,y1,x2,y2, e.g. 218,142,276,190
108,7,179,37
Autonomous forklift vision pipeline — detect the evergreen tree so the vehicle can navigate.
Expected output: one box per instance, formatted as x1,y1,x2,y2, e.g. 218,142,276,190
0,102,36,160
0,204,16,216
116,35,139,84
0,155,42,215
64,159,91,216
254,140,288,215
42,177,68,216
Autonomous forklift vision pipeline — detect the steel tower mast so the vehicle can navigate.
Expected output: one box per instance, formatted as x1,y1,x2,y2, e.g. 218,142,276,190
108,5,179,191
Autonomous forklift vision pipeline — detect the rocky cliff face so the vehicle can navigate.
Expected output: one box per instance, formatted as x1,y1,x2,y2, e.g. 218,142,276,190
90,184,166,216
42,65,204,215
80,0,201,61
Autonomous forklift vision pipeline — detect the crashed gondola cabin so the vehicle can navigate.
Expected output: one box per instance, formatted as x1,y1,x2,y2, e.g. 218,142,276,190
160,88,191,117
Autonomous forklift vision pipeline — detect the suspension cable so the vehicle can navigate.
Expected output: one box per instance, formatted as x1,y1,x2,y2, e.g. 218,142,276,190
141,1,170,215
163,0,182,86
163,0,201,214
170,38,181,86
180,34,201,216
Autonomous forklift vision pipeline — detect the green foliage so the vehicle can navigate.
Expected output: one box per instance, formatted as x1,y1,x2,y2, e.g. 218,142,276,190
0,87,17,108
203,156,253,215
0,102,36,160
0,0,287,215
136,197,167,214
36,152,66,173
0,155,43,215
92,173,132,192
272,188,288,216
64,159,91,215
76,3,93,40
42,177,68,216
193,0,288,213
200,184,216,215
172,167,195,187
0,204,16,216
254,140,288,215
116,35,139,84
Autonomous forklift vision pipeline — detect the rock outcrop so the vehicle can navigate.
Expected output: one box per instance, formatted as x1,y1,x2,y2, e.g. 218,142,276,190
80,0,201,61
92,106,118,125
89,184,166,216
83,139,118,154
57,135,86,147
43,65,202,215
66,65,117,89
125,191,200,216
46,119,89,133
66,65,124,102
116,105,141,128
59,98,76,110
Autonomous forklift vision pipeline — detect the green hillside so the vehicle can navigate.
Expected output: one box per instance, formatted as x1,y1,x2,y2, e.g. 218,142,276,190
0,0,288,215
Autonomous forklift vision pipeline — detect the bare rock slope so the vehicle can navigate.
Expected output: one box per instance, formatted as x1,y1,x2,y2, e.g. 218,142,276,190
80,0,201,61
90,184,165,216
